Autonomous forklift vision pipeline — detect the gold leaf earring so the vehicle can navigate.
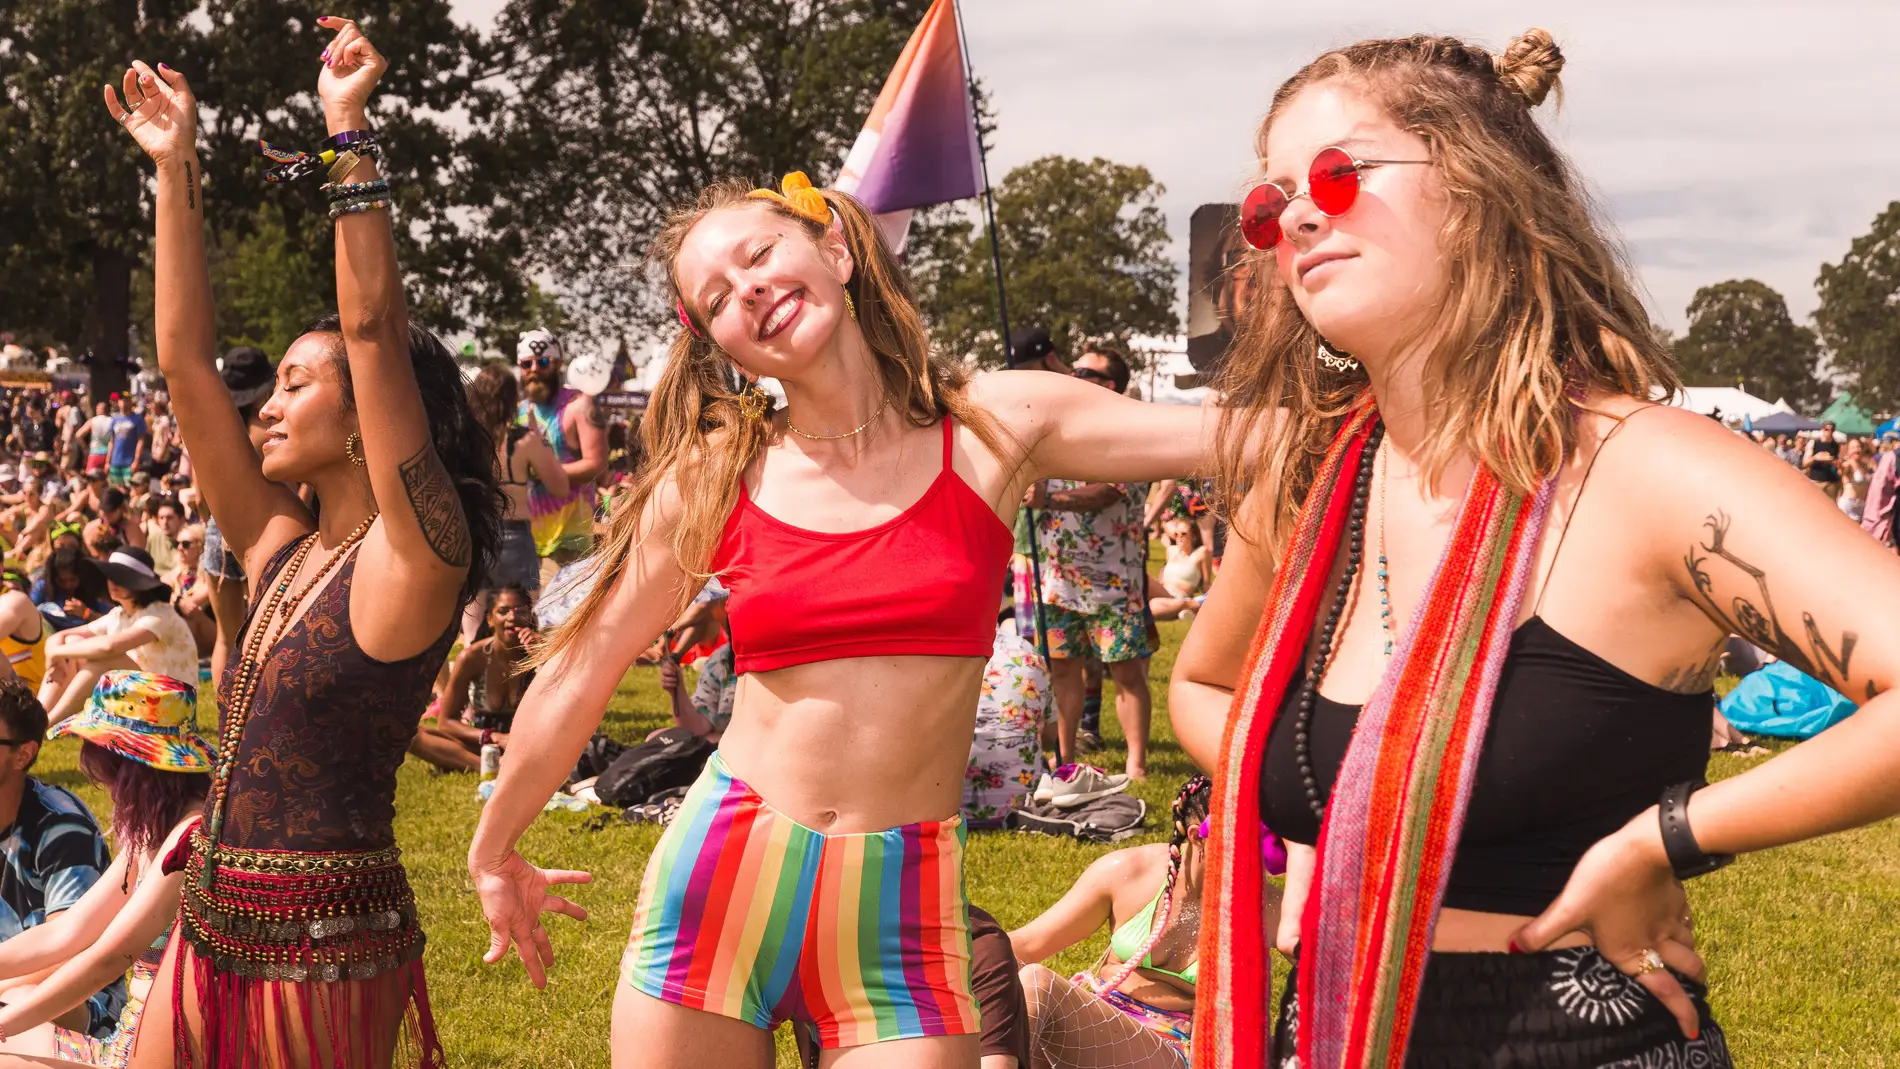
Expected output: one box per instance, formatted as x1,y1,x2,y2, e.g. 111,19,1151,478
843,289,858,322
345,432,368,467
736,380,769,422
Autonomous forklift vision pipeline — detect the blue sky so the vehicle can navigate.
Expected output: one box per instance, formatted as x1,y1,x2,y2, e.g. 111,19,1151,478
450,0,1900,332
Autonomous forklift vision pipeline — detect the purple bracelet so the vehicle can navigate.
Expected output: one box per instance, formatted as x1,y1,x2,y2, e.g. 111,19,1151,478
327,129,377,150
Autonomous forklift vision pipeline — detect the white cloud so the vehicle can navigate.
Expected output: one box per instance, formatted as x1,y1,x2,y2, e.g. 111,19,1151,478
450,0,1900,329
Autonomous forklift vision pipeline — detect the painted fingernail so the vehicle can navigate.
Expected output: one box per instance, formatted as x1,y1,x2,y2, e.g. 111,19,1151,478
1506,938,1524,954
158,63,170,71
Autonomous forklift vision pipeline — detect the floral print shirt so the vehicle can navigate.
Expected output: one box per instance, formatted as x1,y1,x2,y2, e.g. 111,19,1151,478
1027,480,1150,613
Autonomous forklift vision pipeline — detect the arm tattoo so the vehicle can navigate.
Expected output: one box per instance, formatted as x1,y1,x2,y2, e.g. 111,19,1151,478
398,443,471,569
185,159,195,210
1685,510,1857,689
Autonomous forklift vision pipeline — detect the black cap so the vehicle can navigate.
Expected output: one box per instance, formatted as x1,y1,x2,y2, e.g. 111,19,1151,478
1008,328,1055,368
219,347,274,408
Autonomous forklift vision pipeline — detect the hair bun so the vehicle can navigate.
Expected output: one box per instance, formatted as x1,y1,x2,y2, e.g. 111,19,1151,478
1494,28,1563,107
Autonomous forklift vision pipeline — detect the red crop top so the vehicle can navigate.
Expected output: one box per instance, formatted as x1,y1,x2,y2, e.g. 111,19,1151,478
711,418,1013,674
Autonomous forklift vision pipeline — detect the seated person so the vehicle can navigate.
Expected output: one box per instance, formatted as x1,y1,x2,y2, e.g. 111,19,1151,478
1011,777,1233,1069
0,673,210,1063
965,624,1050,826
410,586,537,774
166,523,215,656
38,548,198,725
657,642,734,744
0,679,122,1051
0,569,47,690
1149,517,1212,623
29,545,110,632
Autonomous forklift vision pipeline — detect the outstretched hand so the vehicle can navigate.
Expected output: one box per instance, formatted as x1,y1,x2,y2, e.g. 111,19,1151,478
1510,814,1706,1039
103,61,197,167
472,849,592,990
316,15,387,120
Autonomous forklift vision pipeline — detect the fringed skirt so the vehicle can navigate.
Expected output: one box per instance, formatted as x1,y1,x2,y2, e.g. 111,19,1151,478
162,822,445,1068
1273,947,1730,1069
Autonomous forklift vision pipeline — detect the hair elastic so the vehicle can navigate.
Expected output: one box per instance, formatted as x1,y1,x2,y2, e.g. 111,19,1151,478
747,171,832,227
676,300,703,339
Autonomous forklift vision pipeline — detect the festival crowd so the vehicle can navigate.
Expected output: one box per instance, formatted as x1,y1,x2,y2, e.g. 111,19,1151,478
5,14,1900,1069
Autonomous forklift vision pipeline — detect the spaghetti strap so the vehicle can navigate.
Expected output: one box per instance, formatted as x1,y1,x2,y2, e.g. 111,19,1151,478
941,416,955,471
1533,403,1657,615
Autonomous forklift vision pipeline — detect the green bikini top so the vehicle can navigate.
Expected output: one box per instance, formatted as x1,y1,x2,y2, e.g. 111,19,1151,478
1108,885,1198,986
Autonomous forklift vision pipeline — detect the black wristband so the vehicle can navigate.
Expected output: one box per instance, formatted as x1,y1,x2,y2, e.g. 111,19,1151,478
1658,780,1735,880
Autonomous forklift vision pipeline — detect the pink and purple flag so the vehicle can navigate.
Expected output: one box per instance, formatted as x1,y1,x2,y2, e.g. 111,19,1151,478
833,0,984,249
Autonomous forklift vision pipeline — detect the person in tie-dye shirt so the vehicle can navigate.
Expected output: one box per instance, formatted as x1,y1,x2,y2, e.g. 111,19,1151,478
514,329,606,563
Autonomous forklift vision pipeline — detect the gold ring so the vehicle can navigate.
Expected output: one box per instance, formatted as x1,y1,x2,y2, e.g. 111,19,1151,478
1635,948,1667,975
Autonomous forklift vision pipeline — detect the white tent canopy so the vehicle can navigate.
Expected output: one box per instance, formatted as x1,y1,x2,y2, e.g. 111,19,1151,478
1663,386,1794,421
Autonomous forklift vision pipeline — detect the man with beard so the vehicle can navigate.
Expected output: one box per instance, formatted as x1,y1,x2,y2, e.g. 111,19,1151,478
514,329,605,563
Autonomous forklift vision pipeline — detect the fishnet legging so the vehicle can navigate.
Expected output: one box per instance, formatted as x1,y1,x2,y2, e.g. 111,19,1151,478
1019,964,1189,1069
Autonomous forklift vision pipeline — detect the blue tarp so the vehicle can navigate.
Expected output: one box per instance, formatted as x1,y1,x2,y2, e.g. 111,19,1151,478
1750,411,1820,434
1719,662,1857,739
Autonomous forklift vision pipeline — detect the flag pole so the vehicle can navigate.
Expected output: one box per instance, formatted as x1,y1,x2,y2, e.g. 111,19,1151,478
952,0,1052,672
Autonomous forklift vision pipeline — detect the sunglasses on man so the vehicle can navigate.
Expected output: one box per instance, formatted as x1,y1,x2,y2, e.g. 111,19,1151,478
1240,145,1432,250
1072,367,1117,386
517,356,554,371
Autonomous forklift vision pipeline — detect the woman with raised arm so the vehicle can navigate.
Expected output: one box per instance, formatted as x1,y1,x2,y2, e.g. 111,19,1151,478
1170,29,1900,1069
468,173,1212,1067
104,15,500,1067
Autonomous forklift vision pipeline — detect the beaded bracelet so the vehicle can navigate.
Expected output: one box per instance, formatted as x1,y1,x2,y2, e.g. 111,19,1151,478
322,178,391,199
328,198,390,220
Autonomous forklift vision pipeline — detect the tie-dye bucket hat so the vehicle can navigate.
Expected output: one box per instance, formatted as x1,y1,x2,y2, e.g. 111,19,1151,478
47,670,212,773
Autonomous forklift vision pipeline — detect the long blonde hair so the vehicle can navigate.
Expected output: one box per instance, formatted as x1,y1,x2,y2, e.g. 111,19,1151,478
540,180,1008,662
1216,29,1678,556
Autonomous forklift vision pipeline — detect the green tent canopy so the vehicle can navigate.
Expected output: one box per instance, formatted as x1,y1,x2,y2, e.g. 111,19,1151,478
1818,393,1876,436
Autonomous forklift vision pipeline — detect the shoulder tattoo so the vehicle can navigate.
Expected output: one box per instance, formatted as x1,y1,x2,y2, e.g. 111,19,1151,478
398,443,471,569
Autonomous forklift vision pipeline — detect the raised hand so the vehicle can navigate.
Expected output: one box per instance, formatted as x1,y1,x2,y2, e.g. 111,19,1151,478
102,61,197,167
316,15,387,122
472,849,592,989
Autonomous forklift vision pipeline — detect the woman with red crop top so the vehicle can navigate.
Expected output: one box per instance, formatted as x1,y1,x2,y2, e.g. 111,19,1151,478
468,173,1212,1067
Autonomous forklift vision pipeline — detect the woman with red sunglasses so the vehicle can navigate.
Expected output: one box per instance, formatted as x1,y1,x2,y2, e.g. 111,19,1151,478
1173,29,1900,1069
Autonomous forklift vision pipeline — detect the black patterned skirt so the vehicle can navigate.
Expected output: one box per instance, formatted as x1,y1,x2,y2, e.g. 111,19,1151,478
1273,947,1731,1068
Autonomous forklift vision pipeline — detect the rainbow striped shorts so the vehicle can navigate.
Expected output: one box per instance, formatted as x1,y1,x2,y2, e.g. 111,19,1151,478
623,753,979,1048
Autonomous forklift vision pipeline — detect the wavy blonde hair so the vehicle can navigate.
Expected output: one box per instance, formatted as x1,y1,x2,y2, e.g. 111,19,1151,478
540,181,1009,662
1216,29,1678,555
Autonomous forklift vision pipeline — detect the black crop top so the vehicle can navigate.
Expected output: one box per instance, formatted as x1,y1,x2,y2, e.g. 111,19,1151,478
1258,616,1712,916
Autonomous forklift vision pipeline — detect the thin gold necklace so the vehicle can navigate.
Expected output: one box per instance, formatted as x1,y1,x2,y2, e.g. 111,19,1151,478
786,394,890,441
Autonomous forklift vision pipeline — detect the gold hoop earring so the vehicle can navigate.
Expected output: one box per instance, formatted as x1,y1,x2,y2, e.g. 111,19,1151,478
843,289,858,322
1316,341,1360,374
736,380,769,422
345,432,368,467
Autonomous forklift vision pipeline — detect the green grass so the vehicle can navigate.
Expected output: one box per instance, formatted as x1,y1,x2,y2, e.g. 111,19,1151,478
32,627,1900,1067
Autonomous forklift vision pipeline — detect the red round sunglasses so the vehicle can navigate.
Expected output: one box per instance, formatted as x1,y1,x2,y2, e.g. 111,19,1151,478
1239,145,1432,250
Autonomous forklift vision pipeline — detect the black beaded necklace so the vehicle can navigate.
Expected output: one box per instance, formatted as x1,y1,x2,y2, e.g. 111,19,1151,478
1290,421,1384,821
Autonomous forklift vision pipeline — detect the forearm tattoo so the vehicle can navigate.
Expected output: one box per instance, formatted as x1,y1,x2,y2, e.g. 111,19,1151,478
185,159,196,210
398,443,471,569
1685,510,1864,697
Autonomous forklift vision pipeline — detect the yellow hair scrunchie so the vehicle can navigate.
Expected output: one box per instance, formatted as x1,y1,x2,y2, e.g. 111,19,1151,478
748,171,833,227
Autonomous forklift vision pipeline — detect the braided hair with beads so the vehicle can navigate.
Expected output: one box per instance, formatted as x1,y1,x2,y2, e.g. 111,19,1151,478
1088,774,1213,995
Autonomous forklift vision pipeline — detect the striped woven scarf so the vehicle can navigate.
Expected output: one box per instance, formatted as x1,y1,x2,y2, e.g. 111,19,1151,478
1193,405,1556,1069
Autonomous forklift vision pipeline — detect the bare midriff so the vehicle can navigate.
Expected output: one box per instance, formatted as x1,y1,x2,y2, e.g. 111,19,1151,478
1427,908,1592,953
714,652,988,833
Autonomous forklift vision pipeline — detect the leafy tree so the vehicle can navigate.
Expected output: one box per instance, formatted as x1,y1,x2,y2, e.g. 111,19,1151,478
907,156,1178,367
1,0,513,390
1815,202,1900,412
471,0,934,348
1671,279,1826,410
